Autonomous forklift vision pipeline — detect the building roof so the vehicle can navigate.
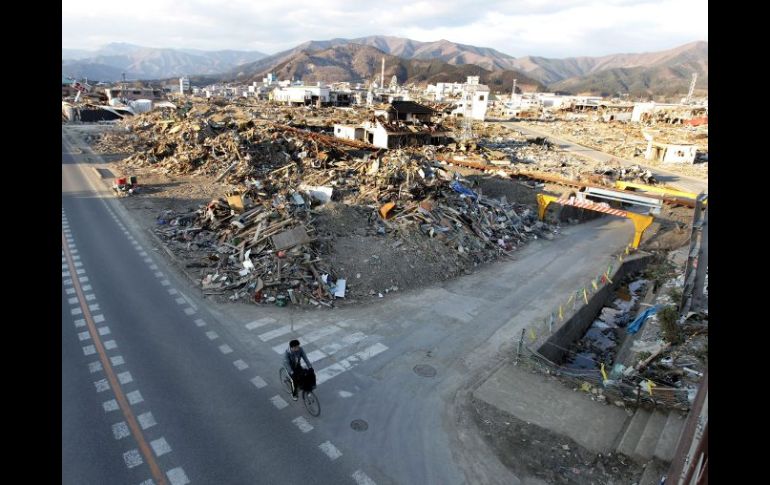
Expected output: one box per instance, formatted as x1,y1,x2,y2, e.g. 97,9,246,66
390,100,435,114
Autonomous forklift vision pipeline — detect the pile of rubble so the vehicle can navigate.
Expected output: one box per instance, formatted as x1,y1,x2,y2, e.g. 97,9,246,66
98,104,555,306
153,153,550,306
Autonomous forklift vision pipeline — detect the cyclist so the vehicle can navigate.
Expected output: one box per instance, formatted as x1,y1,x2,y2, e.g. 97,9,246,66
284,339,312,401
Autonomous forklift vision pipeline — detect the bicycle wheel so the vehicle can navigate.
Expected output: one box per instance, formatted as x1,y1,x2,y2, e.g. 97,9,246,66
279,367,294,395
302,390,321,417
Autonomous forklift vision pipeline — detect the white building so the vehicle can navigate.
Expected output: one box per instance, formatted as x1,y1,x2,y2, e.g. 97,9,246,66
450,77,490,121
333,124,365,141
179,77,190,95
645,141,698,164
272,85,330,105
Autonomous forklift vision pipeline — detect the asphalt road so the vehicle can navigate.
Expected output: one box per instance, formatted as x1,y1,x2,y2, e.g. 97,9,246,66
63,124,638,485
62,132,369,485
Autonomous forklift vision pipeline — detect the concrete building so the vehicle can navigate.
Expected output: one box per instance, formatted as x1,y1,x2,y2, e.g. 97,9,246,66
333,124,365,142
450,76,489,121
272,85,331,105
179,76,190,95
645,141,698,164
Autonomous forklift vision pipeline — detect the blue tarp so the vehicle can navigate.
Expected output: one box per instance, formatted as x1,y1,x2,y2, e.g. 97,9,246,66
627,305,659,334
450,180,478,200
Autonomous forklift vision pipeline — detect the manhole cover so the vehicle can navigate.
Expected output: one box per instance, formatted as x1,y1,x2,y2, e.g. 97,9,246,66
414,364,437,378
350,419,368,431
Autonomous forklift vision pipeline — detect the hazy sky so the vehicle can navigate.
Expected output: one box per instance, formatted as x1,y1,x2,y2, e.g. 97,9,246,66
62,0,707,58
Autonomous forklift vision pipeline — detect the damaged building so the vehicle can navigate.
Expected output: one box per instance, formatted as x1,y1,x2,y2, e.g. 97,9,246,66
334,101,451,148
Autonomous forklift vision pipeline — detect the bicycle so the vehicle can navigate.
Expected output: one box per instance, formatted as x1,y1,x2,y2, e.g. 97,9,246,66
279,366,321,417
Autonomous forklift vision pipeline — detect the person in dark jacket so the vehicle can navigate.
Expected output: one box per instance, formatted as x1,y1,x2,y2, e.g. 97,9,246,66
284,339,312,400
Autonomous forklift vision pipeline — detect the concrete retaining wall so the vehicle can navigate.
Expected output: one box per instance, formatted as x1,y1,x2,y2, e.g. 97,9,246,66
536,253,654,363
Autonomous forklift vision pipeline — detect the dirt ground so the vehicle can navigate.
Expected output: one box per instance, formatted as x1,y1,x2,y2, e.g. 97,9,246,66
468,396,644,484
518,119,708,181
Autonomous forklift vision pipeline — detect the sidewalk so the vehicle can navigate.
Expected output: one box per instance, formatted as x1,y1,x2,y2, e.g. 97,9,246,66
474,362,629,453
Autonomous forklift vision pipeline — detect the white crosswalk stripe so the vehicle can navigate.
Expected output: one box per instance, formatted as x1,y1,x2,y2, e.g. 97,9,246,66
315,343,389,385
271,324,342,354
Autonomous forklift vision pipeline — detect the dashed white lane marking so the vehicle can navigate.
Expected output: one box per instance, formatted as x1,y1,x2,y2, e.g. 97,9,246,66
94,379,110,392
63,278,73,286
183,307,196,315
205,331,218,340
271,324,341,354
68,297,79,305
112,421,130,440
149,264,158,270
137,412,157,430
98,326,111,336
73,261,83,267
174,297,186,305
292,416,313,433
82,284,91,291
154,271,164,278
167,288,177,294
65,288,76,295
88,361,103,373
250,376,267,388
104,340,118,350
161,280,171,287
194,319,206,327
150,437,172,457
71,308,82,316
93,314,105,323
319,441,342,460
352,470,377,485
117,371,133,384
166,467,190,485
76,269,86,275
123,449,144,468
143,258,152,263
244,317,276,330
88,303,100,312
270,395,289,410
110,355,125,366
126,390,144,404
83,345,96,356
78,331,91,341
139,251,148,257
219,344,233,354
78,276,89,283
103,399,119,412
233,359,248,370
138,478,154,485
316,343,389,385
85,293,96,301
74,318,86,328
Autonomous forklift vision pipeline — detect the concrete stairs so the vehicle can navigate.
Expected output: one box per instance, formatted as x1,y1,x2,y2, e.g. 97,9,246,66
616,408,686,464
